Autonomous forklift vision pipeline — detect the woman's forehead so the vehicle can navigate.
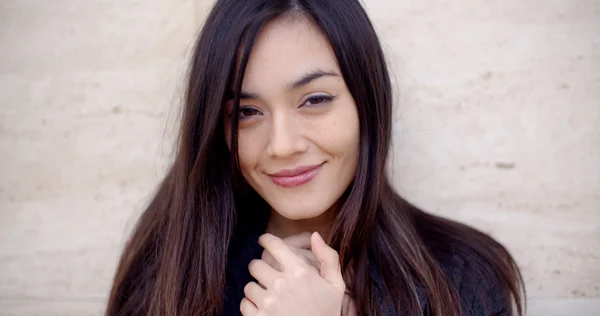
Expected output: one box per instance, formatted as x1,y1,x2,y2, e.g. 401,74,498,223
240,17,340,92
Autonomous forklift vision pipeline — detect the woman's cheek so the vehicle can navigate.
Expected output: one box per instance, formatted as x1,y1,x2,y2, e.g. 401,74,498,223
237,129,268,177
317,106,359,155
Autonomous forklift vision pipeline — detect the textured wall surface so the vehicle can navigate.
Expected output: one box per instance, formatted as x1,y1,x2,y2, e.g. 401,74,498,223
0,0,598,315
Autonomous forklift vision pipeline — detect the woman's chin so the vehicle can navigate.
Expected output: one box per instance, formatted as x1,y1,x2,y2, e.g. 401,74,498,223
271,207,329,221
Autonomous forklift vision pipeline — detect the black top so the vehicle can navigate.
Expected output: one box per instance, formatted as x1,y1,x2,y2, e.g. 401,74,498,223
221,226,510,316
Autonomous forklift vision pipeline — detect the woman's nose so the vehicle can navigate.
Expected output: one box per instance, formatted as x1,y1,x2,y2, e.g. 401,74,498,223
265,110,309,159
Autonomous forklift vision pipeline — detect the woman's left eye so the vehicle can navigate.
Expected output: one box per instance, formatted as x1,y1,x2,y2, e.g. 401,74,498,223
302,95,335,107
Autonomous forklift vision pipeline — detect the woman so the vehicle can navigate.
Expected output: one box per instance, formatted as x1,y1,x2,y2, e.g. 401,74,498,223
106,0,525,315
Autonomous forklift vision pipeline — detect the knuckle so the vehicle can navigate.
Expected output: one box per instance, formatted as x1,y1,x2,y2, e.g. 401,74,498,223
292,266,309,278
272,276,287,292
262,295,275,308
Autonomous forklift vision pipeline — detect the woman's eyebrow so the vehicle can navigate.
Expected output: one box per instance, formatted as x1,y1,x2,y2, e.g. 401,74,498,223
288,69,340,91
224,90,259,100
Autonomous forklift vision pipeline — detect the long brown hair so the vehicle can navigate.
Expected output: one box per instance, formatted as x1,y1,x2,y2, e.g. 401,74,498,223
106,0,525,315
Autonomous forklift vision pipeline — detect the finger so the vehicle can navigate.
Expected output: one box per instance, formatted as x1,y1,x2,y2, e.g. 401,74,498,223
282,232,313,249
262,248,317,271
259,233,303,269
240,297,258,316
261,232,313,271
244,282,267,308
261,250,281,271
310,232,344,288
248,259,279,287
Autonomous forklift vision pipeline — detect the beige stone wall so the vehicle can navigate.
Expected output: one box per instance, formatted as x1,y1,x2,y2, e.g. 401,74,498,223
0,0,598,315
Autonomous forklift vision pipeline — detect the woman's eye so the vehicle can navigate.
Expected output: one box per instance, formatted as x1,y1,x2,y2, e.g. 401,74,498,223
303,95,335,107
238,107,262,119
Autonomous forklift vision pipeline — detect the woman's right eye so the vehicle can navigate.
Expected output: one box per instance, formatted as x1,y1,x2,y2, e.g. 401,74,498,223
238,107,262,119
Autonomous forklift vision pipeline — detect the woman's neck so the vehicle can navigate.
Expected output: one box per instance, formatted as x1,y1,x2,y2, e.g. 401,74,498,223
265,205,337,240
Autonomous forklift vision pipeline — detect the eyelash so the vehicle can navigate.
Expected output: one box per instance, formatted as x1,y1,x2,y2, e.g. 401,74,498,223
302,94,336,107
237,107,261,119
233,94,336,119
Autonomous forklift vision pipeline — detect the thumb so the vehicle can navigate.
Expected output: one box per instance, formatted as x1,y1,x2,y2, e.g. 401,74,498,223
311,232,344,288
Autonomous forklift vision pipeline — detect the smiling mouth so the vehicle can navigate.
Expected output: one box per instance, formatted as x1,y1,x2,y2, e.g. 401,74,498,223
268,163,324,188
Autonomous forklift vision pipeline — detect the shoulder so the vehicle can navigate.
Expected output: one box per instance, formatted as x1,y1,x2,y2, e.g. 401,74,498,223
412,211,520,315
439,251,512,316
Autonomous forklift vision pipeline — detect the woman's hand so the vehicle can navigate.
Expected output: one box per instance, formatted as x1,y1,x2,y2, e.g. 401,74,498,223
240,232,345,316
261,232,318,270
260,233,357,316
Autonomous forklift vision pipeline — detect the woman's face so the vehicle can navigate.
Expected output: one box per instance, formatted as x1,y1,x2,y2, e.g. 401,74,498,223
224,17,359,221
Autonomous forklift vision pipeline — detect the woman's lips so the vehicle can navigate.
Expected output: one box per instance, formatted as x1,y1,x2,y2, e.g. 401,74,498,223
268,163,324,188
